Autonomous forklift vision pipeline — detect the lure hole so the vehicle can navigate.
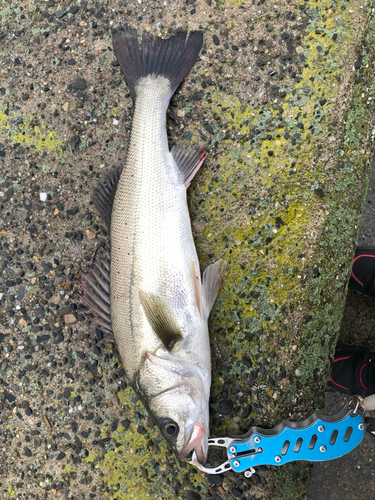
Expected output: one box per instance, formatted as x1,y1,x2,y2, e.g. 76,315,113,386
329,429,339,445
210,439,225,445
308,434,318,450
294,437,303,453
236,449,256,458
215,466,228,473
343,427,353,442
281,440,290,456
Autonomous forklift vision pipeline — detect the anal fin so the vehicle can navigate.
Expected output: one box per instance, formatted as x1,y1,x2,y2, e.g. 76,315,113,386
171,145,207,188
202,259,226,319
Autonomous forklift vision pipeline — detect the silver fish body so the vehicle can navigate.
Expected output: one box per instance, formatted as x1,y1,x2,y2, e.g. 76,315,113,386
80,31,225,463
111,76,212,461
111,76,210,383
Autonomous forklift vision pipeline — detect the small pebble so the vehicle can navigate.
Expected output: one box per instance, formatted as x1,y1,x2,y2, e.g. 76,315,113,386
64,314,77,324
228,422,240,435
217,398,233,415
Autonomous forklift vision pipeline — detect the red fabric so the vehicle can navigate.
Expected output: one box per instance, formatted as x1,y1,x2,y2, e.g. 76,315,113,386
330,357,351,390
359,362,369,390
351,254,375,287
333,356,350,363
329,373,350,391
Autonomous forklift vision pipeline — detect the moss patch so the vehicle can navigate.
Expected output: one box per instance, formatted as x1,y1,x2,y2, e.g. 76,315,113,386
100,386,207,499
0,109,62,153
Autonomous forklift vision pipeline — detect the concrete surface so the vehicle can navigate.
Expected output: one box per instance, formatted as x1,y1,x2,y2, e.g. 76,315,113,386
1,1,375,499
308,156,375,498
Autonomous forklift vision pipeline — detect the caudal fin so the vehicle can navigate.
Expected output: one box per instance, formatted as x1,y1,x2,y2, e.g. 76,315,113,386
113,30,203,100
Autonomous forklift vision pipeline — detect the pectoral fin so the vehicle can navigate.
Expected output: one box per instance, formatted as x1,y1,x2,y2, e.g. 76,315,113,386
202,259,226,319
139,291,183,350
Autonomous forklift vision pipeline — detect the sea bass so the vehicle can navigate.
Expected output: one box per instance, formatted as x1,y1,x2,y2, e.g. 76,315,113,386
78,30,225,463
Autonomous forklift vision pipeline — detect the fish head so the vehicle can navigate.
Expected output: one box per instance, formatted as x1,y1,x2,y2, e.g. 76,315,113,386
136,349,210,463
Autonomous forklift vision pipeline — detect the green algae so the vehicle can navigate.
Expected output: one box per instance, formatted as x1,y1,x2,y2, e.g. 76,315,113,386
272,463,312,500
0,109,62,153
63,464,76,474
99,386,207,500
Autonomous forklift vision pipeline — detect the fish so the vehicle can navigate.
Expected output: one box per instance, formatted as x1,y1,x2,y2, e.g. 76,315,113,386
77,29,225,464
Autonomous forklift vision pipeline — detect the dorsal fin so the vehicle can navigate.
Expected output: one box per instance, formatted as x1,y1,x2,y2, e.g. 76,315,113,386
76,248,112,333
92,166,122,230
139,291,183,351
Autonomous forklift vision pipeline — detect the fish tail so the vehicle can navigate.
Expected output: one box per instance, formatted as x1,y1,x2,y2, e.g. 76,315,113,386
112,29,203,100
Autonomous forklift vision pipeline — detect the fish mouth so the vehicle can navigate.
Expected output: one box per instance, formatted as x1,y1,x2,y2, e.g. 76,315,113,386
179,424,207,464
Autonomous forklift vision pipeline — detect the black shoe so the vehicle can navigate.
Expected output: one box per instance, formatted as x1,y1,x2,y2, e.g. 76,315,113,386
349,247,375,296
328,345,375,398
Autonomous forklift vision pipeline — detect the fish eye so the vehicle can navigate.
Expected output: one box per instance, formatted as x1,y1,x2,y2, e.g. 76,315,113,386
164,424,177,437
161,419,179,439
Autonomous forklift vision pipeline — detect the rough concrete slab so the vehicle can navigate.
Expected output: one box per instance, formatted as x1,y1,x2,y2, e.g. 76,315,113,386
308,159,375,499
1,0,375,499
356,153,375,251
339,152,375,352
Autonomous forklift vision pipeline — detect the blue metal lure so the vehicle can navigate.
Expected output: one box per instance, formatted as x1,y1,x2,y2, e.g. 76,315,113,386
190,398,366,477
